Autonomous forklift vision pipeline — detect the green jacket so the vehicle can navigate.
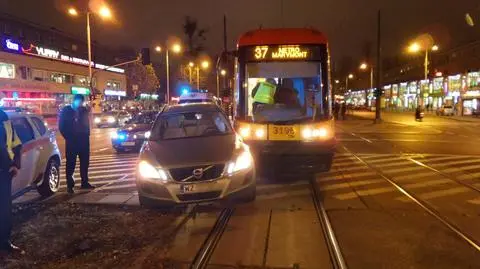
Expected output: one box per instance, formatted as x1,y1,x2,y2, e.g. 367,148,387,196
252,81,276,104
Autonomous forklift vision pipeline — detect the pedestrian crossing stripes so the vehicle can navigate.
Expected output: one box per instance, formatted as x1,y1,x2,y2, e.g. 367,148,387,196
318,153,480,206
59,154,138,192
14,153,480,207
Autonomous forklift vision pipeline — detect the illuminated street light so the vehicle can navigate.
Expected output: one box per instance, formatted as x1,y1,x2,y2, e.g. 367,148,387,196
348,74,354,79
220,69,227,76
189,62,194,67
359,63,374,89
201,60,210,69
66,4,114,100
98,5,112,19
335,80,340,84
68,7,78,16
407,42,439,80
408,42,421,53
172,43,182,54
155,46,162,52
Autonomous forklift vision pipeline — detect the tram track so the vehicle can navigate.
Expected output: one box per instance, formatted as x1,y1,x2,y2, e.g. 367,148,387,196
309,178,348,269
341,145,480,252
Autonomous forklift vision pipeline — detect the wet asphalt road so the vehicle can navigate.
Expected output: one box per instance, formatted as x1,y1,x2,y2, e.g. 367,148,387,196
15,114,480,268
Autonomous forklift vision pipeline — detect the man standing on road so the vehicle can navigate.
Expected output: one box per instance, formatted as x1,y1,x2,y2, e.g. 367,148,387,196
59,94,95,194
0,106,23,255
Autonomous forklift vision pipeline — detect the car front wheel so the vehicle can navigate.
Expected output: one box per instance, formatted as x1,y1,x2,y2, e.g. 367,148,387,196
37,158,60,197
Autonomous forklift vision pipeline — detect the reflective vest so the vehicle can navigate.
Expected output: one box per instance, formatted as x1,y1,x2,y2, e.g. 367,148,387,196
3,120,21,160
253,81,276,105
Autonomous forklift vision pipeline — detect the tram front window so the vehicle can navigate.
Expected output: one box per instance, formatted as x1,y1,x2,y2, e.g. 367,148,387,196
246,62,327,123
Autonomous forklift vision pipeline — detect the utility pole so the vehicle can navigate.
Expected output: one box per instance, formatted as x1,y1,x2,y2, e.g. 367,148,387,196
374,9,383,124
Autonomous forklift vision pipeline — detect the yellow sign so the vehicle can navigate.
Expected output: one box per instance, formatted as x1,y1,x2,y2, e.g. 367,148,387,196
253,45,308,60
268,125,300,141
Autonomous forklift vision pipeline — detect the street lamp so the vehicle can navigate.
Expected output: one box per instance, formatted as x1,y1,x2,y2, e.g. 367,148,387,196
346,74,354,91
196,60,210,90
155,43,182,103
407,42,439,80
216,69,227,98
359,62,374,89
67,4,113,97
188,62,194,84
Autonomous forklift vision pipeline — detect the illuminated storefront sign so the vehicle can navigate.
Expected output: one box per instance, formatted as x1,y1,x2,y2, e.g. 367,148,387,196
71,86,91,95
104,89,126,96
21,44,125,73
5,39,19,51
140,93,159,100
247,45,321,61
0,62,15,79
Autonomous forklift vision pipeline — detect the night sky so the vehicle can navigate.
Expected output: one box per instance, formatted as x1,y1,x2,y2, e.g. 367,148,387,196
1,0,479,63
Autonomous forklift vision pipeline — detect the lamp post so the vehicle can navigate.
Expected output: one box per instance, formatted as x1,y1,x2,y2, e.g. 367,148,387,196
407,42,439,80
67,4,112,97
216,69,227,98
359,63,374,89
345,73,354,92
188,62,194,84
196,60,210,90
155,43,182,103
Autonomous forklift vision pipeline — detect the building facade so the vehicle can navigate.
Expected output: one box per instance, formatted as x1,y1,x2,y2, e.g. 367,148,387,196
0,14,126,115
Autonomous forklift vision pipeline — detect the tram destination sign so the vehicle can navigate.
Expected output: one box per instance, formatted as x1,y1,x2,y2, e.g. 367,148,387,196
245,45,322,62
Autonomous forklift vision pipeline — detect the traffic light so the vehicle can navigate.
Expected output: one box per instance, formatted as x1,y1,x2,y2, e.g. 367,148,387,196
141,48,151,65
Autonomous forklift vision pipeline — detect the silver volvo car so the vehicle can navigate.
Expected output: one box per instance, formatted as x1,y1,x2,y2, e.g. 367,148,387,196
136,103,256,207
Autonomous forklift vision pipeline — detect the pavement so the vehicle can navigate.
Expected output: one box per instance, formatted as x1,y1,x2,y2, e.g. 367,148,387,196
7,118,480,268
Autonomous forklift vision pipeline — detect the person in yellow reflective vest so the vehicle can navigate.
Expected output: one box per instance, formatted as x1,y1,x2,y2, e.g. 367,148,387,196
0,106,23,255
251,78,277,114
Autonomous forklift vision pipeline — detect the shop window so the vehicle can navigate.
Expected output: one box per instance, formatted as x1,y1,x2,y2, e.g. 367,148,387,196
50,73,74,84
0,62,15,79
31,117,47,136
11,117,35,143
107,80,121,89
75,76,89,86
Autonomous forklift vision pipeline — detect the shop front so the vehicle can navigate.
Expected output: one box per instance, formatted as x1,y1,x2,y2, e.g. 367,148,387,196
398,82,408,109
383,85,392,109
447,74,462,106
0,79,71,115
391,84,399,108
345,90,366,107
462,72,480,115
407,81,418,109
431,77,446,109
419,79,430,107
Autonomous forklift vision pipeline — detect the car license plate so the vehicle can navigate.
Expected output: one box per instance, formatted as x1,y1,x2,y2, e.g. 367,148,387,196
268,125,298,140
180,184,195,193
121,142,135,146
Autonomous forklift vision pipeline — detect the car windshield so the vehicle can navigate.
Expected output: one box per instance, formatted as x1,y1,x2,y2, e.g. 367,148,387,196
151,110,233,140
246,62,325,123
126,112,157,124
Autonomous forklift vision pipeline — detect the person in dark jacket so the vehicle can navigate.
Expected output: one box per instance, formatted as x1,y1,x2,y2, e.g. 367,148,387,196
0,107,23,255
59,94,95,193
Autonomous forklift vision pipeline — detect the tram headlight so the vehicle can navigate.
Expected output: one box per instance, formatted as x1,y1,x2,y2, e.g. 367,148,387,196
238,123,267,140
301,126,332,140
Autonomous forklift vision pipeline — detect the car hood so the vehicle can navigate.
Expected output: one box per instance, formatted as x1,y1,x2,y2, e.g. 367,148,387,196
118,124,151,133
145,134,235,167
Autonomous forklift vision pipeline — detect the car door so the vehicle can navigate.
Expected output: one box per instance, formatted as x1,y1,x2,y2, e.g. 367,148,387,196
10,116,41,196
29,116,51,180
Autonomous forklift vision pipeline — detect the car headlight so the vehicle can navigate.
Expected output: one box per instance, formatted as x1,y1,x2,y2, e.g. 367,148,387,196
94,117,101,123
138,161,168,181
227,150,253,174
110,131,118,139
107,116,116,123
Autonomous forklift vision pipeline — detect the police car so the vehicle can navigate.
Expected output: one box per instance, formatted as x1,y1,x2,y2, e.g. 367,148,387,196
4,110,62,198
178,91,221,105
